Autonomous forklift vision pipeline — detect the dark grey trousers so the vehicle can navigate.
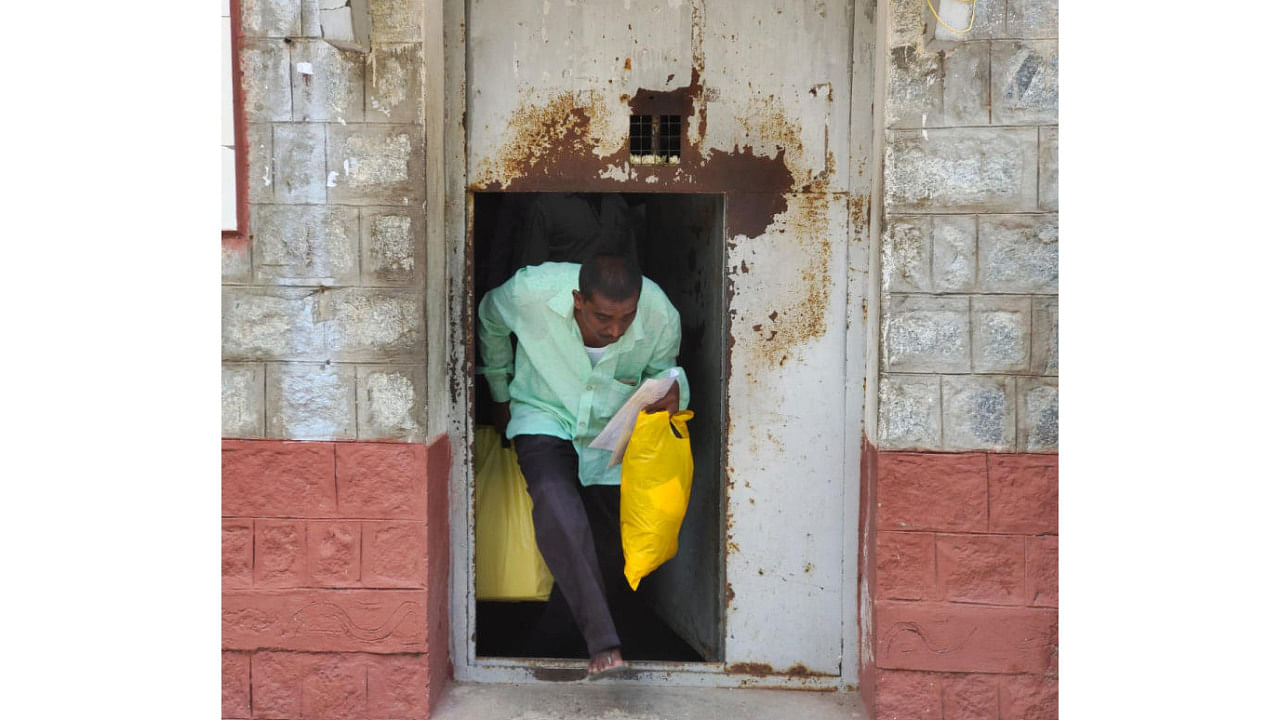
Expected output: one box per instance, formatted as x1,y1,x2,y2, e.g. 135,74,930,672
513,434,623,657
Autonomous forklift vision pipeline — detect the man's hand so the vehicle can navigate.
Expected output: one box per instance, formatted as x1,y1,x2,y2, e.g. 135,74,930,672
643,382,679,415
493,401,511,446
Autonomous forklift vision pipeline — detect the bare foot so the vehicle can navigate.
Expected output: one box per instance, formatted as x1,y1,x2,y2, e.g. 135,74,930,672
587,648,625,680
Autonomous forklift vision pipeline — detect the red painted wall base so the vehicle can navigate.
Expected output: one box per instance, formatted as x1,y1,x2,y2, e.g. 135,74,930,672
859,441,1058,719
222,436,451,719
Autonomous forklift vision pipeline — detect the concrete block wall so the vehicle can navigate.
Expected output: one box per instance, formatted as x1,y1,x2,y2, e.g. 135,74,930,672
879,0,1057,454
222,0,430,444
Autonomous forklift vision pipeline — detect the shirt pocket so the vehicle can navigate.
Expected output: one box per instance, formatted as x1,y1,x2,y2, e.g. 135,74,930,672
592,376,637,420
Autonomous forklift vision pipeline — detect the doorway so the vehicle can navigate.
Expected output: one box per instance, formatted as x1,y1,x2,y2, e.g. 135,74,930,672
469,192,727,664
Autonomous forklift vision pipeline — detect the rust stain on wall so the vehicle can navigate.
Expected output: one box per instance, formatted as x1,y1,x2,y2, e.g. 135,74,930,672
849,193,869,239
473,89,627,191
727,661,773,677
743,191,834,367
470,69,797,240
726,661,837,679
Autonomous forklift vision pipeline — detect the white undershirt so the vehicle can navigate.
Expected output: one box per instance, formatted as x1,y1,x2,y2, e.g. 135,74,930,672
585,345,607,367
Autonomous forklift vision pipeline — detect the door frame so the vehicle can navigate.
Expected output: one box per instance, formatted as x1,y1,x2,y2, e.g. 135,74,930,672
433,0,883,689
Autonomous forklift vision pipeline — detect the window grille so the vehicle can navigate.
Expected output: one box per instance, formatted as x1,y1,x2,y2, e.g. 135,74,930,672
629,114,681,165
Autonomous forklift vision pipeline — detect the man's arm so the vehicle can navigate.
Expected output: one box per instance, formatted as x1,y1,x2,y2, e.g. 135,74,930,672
477,279,518,433
641,316,689,415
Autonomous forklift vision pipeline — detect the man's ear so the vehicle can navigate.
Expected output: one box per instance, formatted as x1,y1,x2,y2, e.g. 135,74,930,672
572,289,584,311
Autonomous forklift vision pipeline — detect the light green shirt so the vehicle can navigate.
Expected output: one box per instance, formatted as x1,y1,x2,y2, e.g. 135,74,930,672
478,262,690,487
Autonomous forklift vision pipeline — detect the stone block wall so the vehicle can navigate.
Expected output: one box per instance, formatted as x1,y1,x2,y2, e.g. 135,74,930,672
221,3,449,718
862,2,1058,717
222,0,430,444
221,436,451,719
879,0,1057,454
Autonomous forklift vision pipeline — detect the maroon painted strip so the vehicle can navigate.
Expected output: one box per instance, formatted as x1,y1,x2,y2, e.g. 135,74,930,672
223,0,250,249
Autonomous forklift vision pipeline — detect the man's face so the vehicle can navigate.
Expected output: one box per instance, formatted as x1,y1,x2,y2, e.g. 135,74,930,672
572,289,639,347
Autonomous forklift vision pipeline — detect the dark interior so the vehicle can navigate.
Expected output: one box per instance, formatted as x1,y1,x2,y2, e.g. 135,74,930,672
471,192,726,662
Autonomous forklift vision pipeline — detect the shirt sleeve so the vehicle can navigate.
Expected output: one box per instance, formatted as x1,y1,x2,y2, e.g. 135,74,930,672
641,312,690,411
477,277,517,403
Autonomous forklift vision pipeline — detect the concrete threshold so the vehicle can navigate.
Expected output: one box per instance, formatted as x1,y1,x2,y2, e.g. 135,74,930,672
432,681,868,720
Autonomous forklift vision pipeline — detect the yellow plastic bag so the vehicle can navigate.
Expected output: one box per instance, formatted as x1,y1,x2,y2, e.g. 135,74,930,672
620,409,695,590
474,425,554,602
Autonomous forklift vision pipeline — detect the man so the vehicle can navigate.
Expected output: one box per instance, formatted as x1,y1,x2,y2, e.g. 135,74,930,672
477,253,688,678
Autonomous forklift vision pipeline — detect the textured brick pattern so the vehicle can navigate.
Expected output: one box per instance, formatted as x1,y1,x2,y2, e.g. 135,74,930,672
860,445,1058,719
222,651,251,719
226,0,429,441
880,0,1058,454
876,670,943,719
222,433,451,719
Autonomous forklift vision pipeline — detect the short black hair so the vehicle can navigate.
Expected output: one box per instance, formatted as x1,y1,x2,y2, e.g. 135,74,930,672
579,252,641,303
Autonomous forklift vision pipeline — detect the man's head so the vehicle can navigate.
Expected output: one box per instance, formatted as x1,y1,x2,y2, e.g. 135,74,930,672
573,253,642,347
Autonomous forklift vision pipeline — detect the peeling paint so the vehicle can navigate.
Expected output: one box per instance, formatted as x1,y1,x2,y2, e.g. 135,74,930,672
470,70,797,240
726,661,836,679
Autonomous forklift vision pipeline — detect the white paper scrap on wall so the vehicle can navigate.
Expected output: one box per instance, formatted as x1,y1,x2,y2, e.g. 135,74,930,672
297,62,314,75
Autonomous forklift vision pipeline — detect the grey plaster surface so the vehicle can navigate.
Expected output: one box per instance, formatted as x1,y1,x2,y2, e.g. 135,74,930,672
992,40,1058,125
1039,127,1058,211
242,0,303,38
931,216,979,292
977,214,1058,294
886,45,941,128
882,295,971,373
932,0,1004,42
240,39,292,122
885,128,1039,213
942,41,990,126
266,362,357,440
1031,296,1058,376
888,0,926,47
252,205,360,285
432,682,867,720
883,215,980,295
368,0,423,43
1007,0,1058,38
245,123,274,204
361,207,424,286
222,242,252,284
356,364,425,441
972,296,1032,374
222,363,266,438
326,124,424,204
272,123,328,204
942,375,1016,451
1018,377,1058,452
291,40,366,124
879,374,942,449
882,218,931,293
368,43,425,124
